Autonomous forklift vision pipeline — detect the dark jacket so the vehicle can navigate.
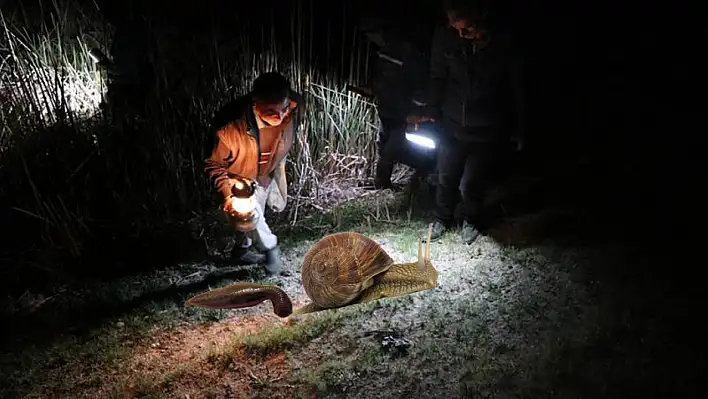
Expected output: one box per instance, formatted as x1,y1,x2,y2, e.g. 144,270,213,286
424,25,523,143
204,92,303,198
371,34,429,121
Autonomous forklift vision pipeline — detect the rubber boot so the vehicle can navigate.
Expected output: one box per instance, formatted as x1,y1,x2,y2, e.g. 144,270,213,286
422,219,447,242
264,246,283,275
461,220,481,245
230,246,266,265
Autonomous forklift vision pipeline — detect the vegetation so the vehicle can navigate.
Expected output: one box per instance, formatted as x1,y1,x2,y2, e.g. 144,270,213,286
0,0,378,299
0,191,681,398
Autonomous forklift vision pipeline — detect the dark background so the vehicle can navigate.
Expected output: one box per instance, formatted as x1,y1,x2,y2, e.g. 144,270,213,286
0,0,698,275
2,0,696,223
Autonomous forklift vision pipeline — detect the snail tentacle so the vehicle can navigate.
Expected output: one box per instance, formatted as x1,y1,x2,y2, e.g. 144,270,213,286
417,239,423,268
425,222,432,261
417,223,433,270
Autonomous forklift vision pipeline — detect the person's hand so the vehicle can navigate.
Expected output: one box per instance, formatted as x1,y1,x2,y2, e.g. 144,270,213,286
345,84,374,98
359,86,374,97
511,135,525,152
406,115,435,124
222,196,237,217
406,115,436,133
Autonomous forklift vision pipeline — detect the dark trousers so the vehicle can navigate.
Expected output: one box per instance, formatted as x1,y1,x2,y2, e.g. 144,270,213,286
434,138,503,225
376,116,434,184
375,116,407,181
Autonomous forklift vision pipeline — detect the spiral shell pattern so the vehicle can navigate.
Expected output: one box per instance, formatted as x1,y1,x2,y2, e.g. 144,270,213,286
301,232,394,308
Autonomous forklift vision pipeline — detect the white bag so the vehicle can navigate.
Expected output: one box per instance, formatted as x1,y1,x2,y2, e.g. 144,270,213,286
266,159,288,212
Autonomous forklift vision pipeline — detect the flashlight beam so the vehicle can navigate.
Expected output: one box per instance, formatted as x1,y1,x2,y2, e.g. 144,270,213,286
405,133,436,149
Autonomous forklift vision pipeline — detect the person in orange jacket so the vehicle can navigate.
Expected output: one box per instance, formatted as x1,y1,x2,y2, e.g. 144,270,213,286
205,72,304,274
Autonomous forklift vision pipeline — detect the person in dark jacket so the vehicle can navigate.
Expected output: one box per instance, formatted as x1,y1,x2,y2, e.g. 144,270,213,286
358,17,430,189
414,0,525,244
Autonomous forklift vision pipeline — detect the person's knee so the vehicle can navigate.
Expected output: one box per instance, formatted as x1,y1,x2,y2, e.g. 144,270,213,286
255,218,277,241
380,131,403,157
437,167,462,187
460,187,483,202
460,175,489,201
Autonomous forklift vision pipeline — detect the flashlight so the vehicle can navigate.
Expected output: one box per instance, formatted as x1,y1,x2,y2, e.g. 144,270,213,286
405,132,436,149
226,177,259,232
405,122,437,150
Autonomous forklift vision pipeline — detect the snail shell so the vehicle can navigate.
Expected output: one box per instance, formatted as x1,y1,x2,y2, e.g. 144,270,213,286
301,231,394,309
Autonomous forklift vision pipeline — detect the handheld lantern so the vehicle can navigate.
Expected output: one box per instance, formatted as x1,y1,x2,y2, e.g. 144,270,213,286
226,178,259,232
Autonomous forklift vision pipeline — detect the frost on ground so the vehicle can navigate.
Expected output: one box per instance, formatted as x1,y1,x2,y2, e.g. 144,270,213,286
0,189,680,398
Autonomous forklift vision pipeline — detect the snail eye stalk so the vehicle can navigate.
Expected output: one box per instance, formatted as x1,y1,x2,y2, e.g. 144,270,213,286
425,223,432,262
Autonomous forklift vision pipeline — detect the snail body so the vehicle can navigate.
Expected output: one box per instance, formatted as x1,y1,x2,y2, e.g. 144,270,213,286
185,224,438,317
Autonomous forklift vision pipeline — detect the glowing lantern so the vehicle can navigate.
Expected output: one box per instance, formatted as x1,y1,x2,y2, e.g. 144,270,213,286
226,178,259,232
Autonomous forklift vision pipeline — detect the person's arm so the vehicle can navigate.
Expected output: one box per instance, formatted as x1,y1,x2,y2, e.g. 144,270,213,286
508,49,526,150
404,45,429,112
360,46,379,96
422,26,448,121
204,127,238,200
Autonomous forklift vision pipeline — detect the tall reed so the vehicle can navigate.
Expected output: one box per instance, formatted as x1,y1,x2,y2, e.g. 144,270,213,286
0,0,380,287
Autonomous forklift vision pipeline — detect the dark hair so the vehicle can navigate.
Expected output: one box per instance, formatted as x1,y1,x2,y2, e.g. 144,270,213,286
442,0,489,22
252,72,291,104
359,16,391,35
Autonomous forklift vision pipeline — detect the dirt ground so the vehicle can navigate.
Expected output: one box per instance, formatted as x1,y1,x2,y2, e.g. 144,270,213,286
0,184,693,398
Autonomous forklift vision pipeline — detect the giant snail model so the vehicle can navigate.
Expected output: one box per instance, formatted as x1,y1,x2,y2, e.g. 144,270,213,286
184,224,439,317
